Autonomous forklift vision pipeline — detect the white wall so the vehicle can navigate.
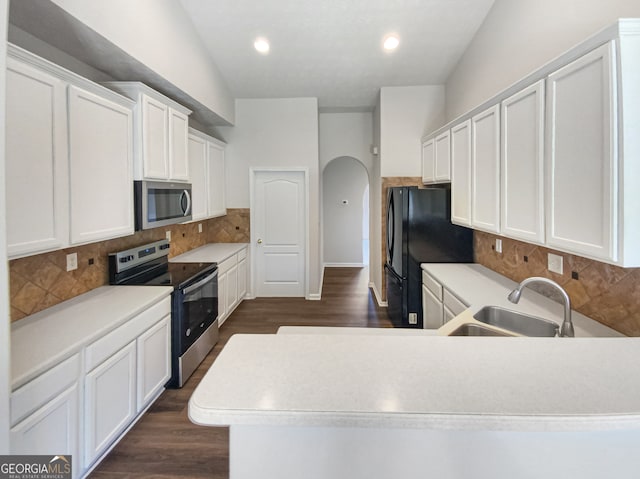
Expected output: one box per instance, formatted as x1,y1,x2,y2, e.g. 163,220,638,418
379,86,446,177
446,0,640,121
323,158,369,265
219,98,321,295
370,99,383,303
49,0,235,124
0,0,9,454
319,112,373,171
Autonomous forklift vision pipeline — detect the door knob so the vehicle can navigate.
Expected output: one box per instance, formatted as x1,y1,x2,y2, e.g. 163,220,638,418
257,238,263,244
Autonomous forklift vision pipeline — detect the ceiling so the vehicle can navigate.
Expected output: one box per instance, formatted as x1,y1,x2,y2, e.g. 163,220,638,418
179,0,496,111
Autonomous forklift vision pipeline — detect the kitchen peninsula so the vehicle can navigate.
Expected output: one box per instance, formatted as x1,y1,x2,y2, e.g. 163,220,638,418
190,330,640,479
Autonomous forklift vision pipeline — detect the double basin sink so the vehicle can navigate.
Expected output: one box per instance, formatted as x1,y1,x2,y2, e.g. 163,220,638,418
449,306,559,337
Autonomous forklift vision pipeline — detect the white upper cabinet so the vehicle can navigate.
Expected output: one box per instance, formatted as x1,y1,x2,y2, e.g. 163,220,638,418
450,120,472,227
434,131,451,182
501,80,545,244
207,140,227,218
471,104,501,233
546,42,615,262
422,132,451,184
421,138,435,184
189,128,227,220
103,82,191,182
5,45,135,259
6,54,69,258
68,85,134,245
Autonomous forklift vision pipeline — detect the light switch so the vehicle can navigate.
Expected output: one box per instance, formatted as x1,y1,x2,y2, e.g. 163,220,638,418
166,230,171,241
495,239,502,254
66,253,78,272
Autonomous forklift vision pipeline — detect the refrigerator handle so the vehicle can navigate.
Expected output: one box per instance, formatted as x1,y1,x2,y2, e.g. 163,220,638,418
386,192,394,264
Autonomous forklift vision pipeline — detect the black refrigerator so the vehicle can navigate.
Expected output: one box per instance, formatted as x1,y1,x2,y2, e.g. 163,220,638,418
385,186,473,328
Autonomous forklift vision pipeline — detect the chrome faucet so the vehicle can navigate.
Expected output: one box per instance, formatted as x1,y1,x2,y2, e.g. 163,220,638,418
507,277,574,337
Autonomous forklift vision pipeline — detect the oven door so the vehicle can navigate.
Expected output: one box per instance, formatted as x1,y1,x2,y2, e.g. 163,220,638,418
135,180,193,230
174,269,218,355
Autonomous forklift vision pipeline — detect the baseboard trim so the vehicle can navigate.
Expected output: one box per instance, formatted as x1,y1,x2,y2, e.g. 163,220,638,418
369,282,387,307
324,263,366,268
307,293,322,301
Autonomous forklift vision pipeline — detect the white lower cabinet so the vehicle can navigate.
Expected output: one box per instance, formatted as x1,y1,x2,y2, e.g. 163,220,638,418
217,247,249,325
85,341,137,466
422,270,469,329
422,285,443,329
137,316,171,410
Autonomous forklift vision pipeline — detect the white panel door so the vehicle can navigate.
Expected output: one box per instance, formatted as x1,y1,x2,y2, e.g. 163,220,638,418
84,341,136,466
207,142,226,217
169,108,189,181
188,133,208,220
421,139,435,183
136,316,170,411
253,170,306,297
141,94,168,179
6,57,68,257
451,120,472,227
501,80,545,244
546,42,616,261
471,104,501,233
68,85,134,244
434,130,451,182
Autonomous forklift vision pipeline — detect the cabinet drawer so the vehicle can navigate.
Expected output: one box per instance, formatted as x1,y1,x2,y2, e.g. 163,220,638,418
421,270,443,301
237,247,247,261
11,353,80,426
85,297,171,371
218,254,237,275
443,289,468,316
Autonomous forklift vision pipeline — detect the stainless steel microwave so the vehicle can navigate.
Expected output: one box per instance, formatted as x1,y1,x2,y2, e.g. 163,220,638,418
134,180,192,230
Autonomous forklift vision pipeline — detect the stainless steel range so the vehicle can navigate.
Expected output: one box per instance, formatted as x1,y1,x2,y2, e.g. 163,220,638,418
109,239,218,388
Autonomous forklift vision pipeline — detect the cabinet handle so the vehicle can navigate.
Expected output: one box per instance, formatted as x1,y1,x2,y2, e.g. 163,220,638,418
257,239,263,244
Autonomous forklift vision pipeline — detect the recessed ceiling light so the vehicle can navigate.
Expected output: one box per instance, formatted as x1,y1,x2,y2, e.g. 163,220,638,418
383,35,400,52
254,37,270,54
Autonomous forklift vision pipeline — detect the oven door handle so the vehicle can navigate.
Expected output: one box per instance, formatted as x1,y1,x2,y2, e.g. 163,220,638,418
182,270,217,295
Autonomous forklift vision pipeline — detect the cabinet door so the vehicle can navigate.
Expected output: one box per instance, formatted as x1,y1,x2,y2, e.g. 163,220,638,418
207,142,227,217
188,134,208,220
451,120,472,227
237,256,248,301
226,263,239,312
6,57,68,257
85,341,136,466
68,86,134,244
141,94,169,179
434,130,451,182
169,108,190,181
421,138,435,183
501,80,545,244
11,383,79,471
443,305,456,325
422,284,443,329
471,104,501,233
137,316,171,411
218,271,228,324
546,42,616,261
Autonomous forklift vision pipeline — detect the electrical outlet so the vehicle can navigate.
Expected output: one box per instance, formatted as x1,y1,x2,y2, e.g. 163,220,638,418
198,223,203,233
495,238,503,254
66,253,78,272
548,253,563,275
166,230,171,241
408,313,418,325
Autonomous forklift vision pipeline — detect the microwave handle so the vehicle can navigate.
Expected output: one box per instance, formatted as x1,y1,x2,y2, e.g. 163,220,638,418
182,270,217,296
180,189,192,216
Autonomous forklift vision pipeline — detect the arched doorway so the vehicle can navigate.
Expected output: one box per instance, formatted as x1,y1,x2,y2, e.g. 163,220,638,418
322,156,369,266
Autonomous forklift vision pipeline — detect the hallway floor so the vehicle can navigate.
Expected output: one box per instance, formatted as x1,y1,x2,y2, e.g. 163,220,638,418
90,267,391,478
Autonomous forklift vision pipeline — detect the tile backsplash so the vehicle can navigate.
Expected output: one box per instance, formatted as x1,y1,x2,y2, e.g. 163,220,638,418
9,209,250,322
475,231,640,337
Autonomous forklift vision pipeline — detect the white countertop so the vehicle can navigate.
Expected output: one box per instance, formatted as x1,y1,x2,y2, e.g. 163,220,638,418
189,333,640,432
171,242,248,264
11,285,173,389
422,263,623,337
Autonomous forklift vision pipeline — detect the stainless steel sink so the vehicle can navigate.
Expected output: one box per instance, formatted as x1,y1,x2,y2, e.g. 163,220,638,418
449,323,514,337
473,306,559,337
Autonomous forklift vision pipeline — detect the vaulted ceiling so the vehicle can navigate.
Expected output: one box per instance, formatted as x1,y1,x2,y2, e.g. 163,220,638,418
179,0,496,111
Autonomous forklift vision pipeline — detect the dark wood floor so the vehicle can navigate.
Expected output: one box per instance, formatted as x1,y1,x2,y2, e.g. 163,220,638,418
90,267,391,478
